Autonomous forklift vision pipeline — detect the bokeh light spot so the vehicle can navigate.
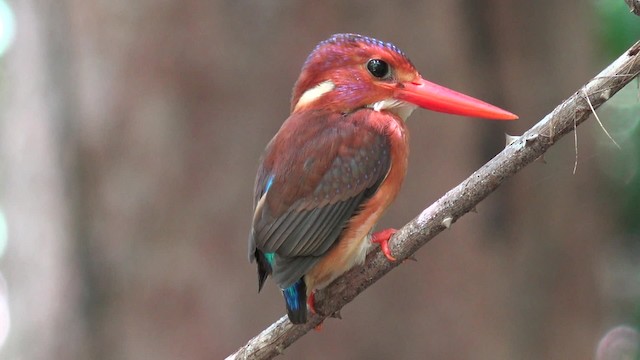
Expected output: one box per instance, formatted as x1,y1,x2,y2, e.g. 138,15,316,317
0,209,8,259
0,0,15,57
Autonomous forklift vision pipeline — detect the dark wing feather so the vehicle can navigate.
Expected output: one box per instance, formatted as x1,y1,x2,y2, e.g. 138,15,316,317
249,110,391,288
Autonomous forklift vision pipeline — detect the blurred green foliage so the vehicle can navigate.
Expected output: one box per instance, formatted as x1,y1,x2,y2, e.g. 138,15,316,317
595,0,640,55
594,0,640,237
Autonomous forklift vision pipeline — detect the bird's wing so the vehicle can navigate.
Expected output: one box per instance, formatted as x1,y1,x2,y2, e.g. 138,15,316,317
249,110,392,288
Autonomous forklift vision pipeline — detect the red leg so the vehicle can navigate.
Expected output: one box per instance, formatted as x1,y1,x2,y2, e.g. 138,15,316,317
307,291,324,331
307,291,317,314
371,228,397,261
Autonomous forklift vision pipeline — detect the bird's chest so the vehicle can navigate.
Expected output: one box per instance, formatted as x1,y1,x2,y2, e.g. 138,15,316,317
305,116,409,290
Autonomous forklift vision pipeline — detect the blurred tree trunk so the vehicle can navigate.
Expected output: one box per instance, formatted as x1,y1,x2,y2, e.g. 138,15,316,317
462,1,603,359
1,1,88,359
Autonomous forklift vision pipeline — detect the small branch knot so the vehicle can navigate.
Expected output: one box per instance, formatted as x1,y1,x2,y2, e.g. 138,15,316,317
624,0,640,16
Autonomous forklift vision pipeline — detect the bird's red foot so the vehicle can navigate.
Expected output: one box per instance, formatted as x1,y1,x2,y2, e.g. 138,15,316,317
307,292,323,331
307,291,317,315
371,228,397,261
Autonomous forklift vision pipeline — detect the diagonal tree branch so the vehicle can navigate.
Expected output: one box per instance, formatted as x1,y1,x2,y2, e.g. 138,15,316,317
227,40,640,360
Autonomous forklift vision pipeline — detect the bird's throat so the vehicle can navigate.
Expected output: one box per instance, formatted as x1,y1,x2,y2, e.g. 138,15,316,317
367,99,417,121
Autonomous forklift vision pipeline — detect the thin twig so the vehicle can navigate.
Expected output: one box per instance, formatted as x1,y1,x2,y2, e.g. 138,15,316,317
583,88,622,150
573,113,578,174
226,40,640,360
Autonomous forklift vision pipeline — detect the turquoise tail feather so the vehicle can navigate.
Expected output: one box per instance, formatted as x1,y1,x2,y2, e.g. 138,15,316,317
283,279,307,324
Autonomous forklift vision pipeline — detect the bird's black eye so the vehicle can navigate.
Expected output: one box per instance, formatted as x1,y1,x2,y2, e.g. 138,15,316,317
366,59,390,79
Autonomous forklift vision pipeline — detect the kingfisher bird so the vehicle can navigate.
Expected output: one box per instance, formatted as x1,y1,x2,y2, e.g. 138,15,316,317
249,33,517,324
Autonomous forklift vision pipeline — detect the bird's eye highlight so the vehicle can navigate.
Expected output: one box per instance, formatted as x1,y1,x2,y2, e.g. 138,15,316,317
366,59,390,79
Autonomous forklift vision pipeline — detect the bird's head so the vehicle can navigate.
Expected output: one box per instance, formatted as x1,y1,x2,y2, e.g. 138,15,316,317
291,33,517,121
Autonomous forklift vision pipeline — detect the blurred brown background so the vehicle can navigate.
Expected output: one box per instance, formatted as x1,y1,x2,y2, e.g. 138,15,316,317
1,1,639,359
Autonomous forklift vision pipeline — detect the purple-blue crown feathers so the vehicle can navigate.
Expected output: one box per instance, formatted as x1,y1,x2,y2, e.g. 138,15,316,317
304,33,406,66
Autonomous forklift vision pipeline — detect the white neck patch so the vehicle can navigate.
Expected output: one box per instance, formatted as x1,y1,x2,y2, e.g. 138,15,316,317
294,80,335,111
368,99,417,121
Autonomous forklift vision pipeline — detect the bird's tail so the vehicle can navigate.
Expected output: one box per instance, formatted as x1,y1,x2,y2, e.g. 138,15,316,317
283,279,307,324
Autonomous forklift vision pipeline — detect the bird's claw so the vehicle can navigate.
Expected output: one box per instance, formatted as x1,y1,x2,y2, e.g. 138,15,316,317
371,228,397,261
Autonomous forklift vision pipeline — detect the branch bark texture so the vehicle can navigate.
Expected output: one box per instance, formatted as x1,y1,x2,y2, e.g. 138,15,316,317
227,40,640,360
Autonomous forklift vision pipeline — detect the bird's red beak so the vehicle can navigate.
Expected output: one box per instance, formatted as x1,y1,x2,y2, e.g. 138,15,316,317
389,78,518,120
